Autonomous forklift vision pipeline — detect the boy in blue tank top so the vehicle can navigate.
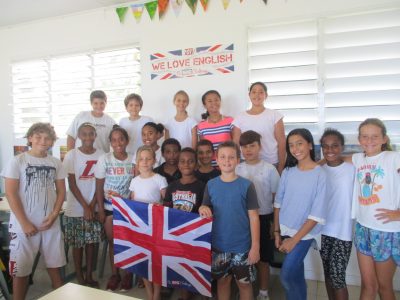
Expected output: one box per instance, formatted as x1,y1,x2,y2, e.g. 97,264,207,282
199,141,259,300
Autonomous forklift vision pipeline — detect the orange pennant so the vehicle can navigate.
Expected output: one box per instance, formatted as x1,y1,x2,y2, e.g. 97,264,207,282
158,0,169,18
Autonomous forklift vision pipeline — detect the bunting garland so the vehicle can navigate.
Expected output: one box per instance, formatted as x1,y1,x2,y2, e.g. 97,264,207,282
145,0,158,20
131,4,145,23
116,6,128,23
116,0,268,23
185,0,198,14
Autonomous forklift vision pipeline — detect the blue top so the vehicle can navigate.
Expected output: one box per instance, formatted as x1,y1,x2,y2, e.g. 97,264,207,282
274,166,327,238
203,176,258,253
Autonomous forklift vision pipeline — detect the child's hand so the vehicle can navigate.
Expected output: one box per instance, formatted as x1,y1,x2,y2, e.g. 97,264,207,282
375,209,400,223
247,246,260,265
83,206,94,221
38,212,58,231
274,233,282,249
22,221,38,237
199,206,212,218
279,237,298,254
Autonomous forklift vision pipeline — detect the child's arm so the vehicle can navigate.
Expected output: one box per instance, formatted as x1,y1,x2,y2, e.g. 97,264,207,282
279,220,317,253
375,209,400,223
164,129,170,140
39,178,66,231
5,178,38,236
274,119,286,174
191,126,198,149
96,178,106,223
231,126,241,146
247,209,260,264
273,207,281,249
199,185,213,218
130,191,135,200
68,173,93,220
160,188,166,202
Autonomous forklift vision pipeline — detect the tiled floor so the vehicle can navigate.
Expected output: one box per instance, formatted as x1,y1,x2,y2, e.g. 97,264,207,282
19,245,400,299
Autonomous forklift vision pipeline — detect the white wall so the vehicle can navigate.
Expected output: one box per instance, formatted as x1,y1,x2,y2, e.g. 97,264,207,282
0,0,399,288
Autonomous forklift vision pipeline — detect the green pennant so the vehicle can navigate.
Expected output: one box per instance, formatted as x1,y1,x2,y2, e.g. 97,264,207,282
185,0,198,14
145,1,158,20
116,7,128,23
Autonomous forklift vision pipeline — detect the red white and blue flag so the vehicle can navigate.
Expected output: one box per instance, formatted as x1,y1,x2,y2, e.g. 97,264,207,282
112,197,212,297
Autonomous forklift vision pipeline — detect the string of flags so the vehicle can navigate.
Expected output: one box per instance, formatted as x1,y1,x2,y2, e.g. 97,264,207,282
116,0,268,23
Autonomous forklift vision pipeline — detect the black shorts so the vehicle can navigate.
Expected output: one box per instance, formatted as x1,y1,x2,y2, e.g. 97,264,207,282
259,213,274,263
105,209,113,217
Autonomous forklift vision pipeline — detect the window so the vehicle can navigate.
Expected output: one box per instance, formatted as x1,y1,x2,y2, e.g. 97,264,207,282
12,47,141,138
248,8,400,147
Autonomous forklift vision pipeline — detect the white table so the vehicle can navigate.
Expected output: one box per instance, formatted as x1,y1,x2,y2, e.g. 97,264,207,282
39,283,140,299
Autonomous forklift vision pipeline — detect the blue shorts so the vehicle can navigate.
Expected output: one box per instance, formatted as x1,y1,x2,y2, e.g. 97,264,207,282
211,251,256,283
354,222,400,265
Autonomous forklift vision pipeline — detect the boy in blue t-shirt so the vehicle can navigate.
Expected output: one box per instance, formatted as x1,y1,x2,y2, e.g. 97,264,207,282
199,141,259,300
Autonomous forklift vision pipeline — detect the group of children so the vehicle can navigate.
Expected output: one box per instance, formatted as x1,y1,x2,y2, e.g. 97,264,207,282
1,84,399,300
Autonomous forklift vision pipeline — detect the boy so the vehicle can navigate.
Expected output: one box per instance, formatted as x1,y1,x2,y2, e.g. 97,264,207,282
194,139,220,183
119,93,153,155
1,123,66,300
164,148,205,300
236,130,280,300
154,138,182,184
67,90,115,153
199,141,260,300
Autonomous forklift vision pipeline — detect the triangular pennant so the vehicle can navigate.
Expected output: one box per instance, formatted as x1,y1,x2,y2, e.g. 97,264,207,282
131,4,144,23
145,1,158,20
158,0,169,19
200,0,209,11
221,0,230,10
170,0,184,17
185,0,198,14
116,7,128,23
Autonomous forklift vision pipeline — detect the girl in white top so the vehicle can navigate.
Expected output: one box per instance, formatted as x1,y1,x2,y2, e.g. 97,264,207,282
345,118,400,300
63,123,104,287
232,82,286,173
129,145,167,300
94,125,134,291
119,93,153,155
164,90,197,149
136,122,165,169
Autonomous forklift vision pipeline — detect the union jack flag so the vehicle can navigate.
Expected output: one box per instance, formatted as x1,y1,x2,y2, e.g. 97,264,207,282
112,197,212,297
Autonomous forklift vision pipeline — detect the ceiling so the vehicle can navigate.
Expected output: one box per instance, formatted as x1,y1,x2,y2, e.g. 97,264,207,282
0,0,130,27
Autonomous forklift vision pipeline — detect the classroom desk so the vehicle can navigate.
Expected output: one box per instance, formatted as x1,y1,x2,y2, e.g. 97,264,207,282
39,283,139,300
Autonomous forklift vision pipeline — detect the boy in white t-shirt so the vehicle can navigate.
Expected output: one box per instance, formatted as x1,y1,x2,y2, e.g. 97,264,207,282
1,123,66,300
236,130,280,300
119,93,152,155
67,90,116,153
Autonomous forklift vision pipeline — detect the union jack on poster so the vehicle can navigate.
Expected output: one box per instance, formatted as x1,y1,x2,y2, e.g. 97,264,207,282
112,197,212,297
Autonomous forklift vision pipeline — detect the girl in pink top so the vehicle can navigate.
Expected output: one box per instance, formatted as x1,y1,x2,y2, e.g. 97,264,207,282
197,90,233,166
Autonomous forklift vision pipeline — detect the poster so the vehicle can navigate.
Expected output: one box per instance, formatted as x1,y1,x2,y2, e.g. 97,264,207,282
150,43,234,80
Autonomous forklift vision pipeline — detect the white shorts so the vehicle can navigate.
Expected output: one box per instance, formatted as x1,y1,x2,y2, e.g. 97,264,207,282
9,227,66,277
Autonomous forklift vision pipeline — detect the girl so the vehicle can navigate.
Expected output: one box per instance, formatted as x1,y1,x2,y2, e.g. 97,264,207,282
349,118,400,300
95,125,134,292
139,122,165,168
232,82,286,174
119,93,153,155
129,145,168,300
319,128,355,300
273,128,327,300
164,90,197,149
63,123,104,287
197,90,233,166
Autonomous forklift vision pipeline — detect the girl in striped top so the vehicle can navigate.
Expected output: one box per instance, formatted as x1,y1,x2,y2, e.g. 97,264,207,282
197,90,233,166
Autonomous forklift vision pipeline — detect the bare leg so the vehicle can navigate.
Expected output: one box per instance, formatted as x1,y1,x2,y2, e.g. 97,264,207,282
217,275,232,300
47,267,63,289
375,258,396,300
72,247,85,284
153,283,162,300
257,261,270,291
12,276,29,300
85,243,98,284
357,251,378,300
104,215,118,275
236,280,253,300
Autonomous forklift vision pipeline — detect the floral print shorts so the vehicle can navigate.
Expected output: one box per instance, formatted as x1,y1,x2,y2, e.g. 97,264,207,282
354,222,400,266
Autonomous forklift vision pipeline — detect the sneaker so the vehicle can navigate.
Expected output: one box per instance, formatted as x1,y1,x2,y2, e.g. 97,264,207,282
120,273,133,292
106,274,121,291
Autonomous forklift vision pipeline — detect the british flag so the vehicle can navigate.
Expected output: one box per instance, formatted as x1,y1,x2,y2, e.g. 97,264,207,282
112,197,212,297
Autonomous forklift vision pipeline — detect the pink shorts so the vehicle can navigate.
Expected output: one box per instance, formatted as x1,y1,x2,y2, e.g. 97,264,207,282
9,227,66,277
